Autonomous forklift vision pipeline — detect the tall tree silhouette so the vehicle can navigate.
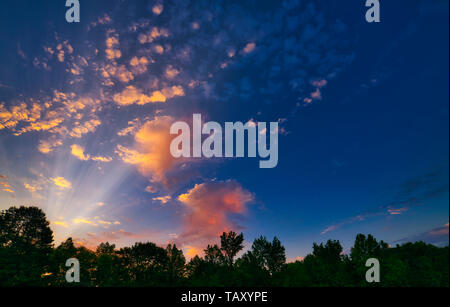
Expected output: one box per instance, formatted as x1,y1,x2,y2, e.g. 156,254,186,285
204,244,225,265
0,206,53,249
0,206,53,286
249,236,286,275
165,244,186,284
119,242,168,285
220,231,244,267
350,234,388,285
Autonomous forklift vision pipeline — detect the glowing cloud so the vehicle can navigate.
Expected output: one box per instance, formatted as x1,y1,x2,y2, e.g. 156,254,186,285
73,218,97,226
71,144,90,161
152,4,164,15
177,180,253,246
242,42,256,54
53,221,69,228
152,195,172,204
51,177,72,189
116,116,184,183
70,144,112,162
113,86,166,105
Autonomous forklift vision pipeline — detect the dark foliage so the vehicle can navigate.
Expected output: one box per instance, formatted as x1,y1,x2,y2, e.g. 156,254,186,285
0,206,448,287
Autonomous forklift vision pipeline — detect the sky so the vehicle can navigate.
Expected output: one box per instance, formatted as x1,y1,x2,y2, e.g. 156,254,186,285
0,0,448,260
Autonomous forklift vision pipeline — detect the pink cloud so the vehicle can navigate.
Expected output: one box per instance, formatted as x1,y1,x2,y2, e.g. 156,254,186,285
177,180,254,249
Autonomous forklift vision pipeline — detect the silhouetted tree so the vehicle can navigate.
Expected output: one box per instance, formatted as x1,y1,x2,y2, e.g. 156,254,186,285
165,244,186,284
94,242,120,286
96,242,116,255
0,206,53,250
118,242,168,285
0,206,53,286
220,231,244,267
303,239,349,286
246,236,286,276
48,238,96,286
350,234,388,285
204,244,225,265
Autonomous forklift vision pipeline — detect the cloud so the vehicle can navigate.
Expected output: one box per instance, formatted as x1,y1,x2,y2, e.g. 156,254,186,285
51,177,72,189
145,185,157,193
129,56,149,75
2,90,103,155
116,116,184,183
0,176,11,188
113,86,165,105
91,156,113,162
105,34,122,60
70,144,112,162
153,195,172,204
24,182,42,193
73,218,97,226
242,42,256,54
152,4,164,15
1,0,360,252
387,207,409,215
53,221,69,228
177,180,253,247
165,65,180,79
112,84,185,106
321,171,449,235
184,245,200,258
117,118,141,136
38,138,63,154
393,223,449,247
321,225,338,235
68,119,102,138
71,144,90,161
138,27,169,44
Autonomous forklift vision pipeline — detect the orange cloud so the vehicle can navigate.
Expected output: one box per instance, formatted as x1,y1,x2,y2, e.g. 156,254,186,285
165,65,180,79
73,218,97,226
116,116,184,183
242,42,256,54
24,182,42,193
153,195,172,204
113,86,165,105
53,221,69,228
184,245,200,258
69,119,102,138
71,144,112,162
138,27,169,44
0,181,11,188
71,144,90,160
177,180,253,246
38,138,63,154
51,177,72,189
105,35,121,60
113,85,184,106
117,118,140,136
91,156,113,162
152,4,164,15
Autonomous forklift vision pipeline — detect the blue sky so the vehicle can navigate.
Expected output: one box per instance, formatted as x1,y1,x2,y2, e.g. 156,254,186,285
0,0,448,260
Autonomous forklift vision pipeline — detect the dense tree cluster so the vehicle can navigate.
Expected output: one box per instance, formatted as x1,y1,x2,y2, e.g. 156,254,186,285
0,206,448,287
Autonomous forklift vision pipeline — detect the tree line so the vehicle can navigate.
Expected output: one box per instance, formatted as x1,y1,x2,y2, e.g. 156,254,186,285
0,206,448,287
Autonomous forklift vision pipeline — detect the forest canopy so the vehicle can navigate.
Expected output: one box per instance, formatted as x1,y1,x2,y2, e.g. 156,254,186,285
0,206,448,287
